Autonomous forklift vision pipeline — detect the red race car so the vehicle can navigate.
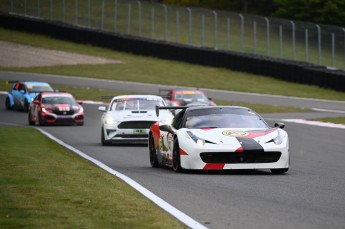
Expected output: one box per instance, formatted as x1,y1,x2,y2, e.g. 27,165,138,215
28,92,84,126
159,88,216,106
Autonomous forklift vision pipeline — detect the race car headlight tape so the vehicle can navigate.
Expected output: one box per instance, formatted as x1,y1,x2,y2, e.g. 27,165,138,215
273,130,283,145
104,118,119,125
187,131,205,146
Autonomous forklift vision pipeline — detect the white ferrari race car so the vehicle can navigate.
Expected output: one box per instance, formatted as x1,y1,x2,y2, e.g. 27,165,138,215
98,95,173,145
149,106,289,174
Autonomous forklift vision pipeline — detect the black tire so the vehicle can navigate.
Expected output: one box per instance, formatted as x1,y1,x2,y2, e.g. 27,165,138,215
28,112,35,126
172,139,183,173
5,97,12,110
149,134,159,168
38,113,45,126
23,99,29,112
101,126,110,146
270,168,289,174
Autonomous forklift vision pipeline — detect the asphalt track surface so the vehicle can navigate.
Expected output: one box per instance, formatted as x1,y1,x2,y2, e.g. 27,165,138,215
1,72,345,229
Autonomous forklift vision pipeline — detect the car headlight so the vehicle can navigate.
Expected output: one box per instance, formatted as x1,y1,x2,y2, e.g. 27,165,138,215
187,131,205,146
104,118,119,125
273,130,283,145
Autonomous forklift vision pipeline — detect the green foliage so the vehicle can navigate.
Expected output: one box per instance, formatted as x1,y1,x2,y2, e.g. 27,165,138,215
272,0,345,26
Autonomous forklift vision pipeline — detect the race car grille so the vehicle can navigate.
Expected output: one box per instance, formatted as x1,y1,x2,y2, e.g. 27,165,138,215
118,121,156,129
52,110,74,115
200,151,281,164
115,134,148,139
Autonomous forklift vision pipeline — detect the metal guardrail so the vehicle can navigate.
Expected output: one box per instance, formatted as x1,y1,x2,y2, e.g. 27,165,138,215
1,0,345,70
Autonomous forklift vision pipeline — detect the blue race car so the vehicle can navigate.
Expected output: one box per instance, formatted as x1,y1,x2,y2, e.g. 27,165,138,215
5,81,54,112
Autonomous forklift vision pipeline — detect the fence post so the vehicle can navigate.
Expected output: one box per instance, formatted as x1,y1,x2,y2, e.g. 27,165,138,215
331,33,335,67
101,0,105,30
37,0,40,17
227,17,231,50
253,21,256,54
239,14,244,52
127,3,131,34
187,8,192,45
62,0,65,22
213,11,218,49
75,0,78,25
87,0,90,27
24,0,27,15
162,4,167,41
201,14,205,47
138,1,141,36
279,25,283,58
290,21,295,60
305,29,309,62
50,0,52,20
151,7,155,39
265,17,270,56
10,0,13,12
114,0,117,32
176,10,180,43
316,24,321,65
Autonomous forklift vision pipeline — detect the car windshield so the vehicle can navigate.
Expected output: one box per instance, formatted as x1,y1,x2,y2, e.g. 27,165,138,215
26,83,54,92
111,99,165,111
174,92,208,102
42,96,76,105
184,107,268,129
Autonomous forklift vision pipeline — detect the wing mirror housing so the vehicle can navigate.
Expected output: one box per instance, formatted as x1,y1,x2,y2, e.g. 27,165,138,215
98,106,107,112
159,125,174,134
274,122,285,129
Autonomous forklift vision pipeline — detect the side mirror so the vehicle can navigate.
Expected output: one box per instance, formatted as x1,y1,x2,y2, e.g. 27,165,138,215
274,122,285,129
76,100,83,105
98,106,107,112
159,125,174,134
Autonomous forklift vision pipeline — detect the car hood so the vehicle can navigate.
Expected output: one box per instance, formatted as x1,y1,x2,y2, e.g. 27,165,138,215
105,110,173,122
186,128,279,145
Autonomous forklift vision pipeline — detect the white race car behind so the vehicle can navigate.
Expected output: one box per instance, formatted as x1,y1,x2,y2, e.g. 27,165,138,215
98,95,173,145
149,106,289,174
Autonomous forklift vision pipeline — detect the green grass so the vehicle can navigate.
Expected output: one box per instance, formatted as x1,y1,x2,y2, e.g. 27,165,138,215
1,28,345,102
311,117,345,125
0,127,187,228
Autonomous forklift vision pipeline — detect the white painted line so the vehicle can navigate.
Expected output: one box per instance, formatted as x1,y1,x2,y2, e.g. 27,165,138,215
282,119,345,129
311,108,345,114
36,128,208,229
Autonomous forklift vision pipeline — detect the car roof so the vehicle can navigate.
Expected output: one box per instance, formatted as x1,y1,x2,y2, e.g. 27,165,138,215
15,81,51,85
112,95,164,100
40,92,73,97
186,105,252,112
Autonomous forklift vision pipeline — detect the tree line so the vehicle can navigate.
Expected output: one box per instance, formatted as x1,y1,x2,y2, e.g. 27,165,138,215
148,0,345,27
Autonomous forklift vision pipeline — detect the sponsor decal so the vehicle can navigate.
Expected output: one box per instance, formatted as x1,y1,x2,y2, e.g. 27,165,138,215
222,130,248,137
203,163,225,170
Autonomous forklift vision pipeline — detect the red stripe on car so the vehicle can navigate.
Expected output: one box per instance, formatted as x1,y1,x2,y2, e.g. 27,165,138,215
179,148,188,155
203,163,225,170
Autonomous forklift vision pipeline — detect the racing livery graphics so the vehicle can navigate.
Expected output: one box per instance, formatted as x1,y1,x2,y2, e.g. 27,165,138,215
149,106,289,174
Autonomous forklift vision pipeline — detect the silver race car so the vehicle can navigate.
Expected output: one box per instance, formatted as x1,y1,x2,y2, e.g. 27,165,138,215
98,95,173,145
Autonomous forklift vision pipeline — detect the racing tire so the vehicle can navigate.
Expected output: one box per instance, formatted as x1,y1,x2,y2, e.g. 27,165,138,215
270,168,289,174
5,97,12,110
23,99,29,112
101,126,110,146
38,113,45,126
149,134,159,168
172,139,183,173
28,112,35,126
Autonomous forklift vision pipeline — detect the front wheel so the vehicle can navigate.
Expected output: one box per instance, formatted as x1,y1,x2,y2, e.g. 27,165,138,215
172,139,183,173
23,99,29,112
38,113,45,126
5,97,12,110
101,126,110,146
270,168,289,174
28,112,35,125
149,134,159,168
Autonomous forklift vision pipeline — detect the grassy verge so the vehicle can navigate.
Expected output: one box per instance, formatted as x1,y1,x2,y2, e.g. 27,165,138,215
0,127,186,228
0,81,309,113
1,28,345,101
311,117,345,125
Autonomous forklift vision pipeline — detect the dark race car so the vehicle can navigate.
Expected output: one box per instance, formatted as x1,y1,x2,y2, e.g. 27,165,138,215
28,92,84,126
